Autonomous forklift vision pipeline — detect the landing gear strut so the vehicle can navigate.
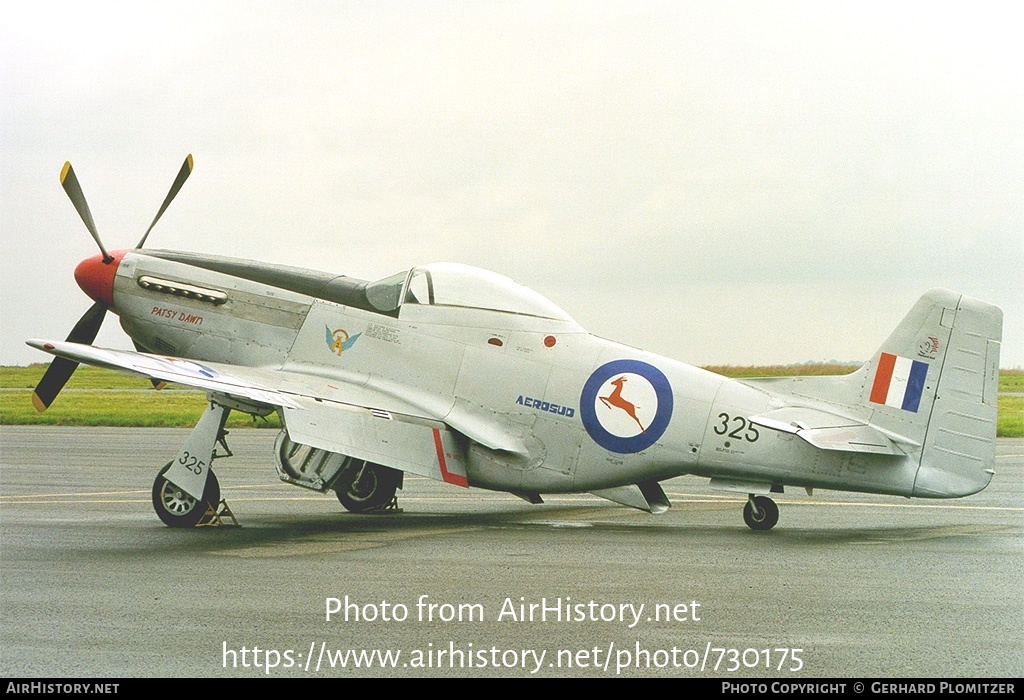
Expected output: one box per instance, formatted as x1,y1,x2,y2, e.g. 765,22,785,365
152,400,236,527
743,494,779,531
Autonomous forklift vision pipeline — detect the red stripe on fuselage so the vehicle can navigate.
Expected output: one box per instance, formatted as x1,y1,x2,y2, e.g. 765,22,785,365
432,428,468,487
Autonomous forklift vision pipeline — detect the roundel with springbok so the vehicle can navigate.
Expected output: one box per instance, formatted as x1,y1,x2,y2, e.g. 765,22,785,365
579,359,673,454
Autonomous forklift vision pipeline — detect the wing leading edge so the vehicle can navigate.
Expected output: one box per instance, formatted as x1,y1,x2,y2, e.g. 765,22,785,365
26,339,470,487
26,339,301,409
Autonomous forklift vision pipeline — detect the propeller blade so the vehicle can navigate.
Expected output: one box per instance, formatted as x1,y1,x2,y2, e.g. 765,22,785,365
31,301,107,412
137,154,194,249
60,162,112,263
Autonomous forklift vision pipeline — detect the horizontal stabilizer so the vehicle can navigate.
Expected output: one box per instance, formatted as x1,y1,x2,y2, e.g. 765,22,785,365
749,406,909,456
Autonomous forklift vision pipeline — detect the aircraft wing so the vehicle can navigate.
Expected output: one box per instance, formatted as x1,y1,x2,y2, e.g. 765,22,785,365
25,340,479,486
748,406,913,455
27,339,302,409
279,397,468,486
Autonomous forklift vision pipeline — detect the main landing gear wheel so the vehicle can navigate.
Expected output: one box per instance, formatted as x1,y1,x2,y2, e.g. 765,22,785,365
335,460,401,513
743,495,779,531
152,462,221,528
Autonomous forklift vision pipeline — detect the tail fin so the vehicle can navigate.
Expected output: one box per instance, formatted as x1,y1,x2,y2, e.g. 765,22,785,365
862,289,1002,497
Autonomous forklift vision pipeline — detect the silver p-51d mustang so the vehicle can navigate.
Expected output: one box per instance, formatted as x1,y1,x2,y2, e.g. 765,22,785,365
30,157,1003,530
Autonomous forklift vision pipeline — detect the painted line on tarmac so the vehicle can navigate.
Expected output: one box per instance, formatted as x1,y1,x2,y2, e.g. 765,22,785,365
0,489,150,500
4,486,1021,513
662,492,1024,512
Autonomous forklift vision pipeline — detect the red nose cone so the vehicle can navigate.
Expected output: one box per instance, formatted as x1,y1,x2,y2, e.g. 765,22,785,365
74,250,126,307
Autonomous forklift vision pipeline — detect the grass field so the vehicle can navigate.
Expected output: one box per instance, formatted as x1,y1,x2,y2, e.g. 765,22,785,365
0,365,280,429
1,364,1021,436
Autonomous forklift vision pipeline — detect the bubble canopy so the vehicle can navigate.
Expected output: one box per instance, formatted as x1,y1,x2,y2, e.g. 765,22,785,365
365,262,575,322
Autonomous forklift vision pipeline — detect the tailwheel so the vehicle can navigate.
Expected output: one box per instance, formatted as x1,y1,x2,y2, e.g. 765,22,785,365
152,462,221,528
334,459,401,513
743,494,779,531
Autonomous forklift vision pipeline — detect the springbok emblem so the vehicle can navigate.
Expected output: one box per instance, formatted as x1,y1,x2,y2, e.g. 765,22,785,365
599,376,646,434
581,359,673,454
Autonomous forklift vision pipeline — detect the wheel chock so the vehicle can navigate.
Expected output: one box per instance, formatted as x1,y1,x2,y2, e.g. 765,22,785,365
365,496,403,514
197,499,240,527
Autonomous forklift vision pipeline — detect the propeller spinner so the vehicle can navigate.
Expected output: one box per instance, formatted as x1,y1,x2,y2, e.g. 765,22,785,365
31,155,194,411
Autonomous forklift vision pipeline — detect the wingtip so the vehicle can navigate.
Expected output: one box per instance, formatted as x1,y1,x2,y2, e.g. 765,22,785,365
186,154,194,171
60,161,72,184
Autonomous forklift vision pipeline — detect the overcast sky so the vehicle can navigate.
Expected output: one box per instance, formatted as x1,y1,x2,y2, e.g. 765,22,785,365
2,1,1021,369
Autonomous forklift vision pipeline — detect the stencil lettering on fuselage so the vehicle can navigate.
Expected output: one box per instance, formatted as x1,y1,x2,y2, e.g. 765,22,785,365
579,359,673,454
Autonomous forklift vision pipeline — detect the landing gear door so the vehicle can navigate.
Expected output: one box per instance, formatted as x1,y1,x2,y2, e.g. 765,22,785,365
164,403,230,499
280,398,469,487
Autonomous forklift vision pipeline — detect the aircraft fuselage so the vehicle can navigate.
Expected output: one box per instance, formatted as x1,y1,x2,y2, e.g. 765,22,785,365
35,156,1000,530
95,249,930,500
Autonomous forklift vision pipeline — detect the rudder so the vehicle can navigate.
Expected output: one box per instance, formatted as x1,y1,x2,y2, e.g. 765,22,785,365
862,289,1002,497
915,293,1002,497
